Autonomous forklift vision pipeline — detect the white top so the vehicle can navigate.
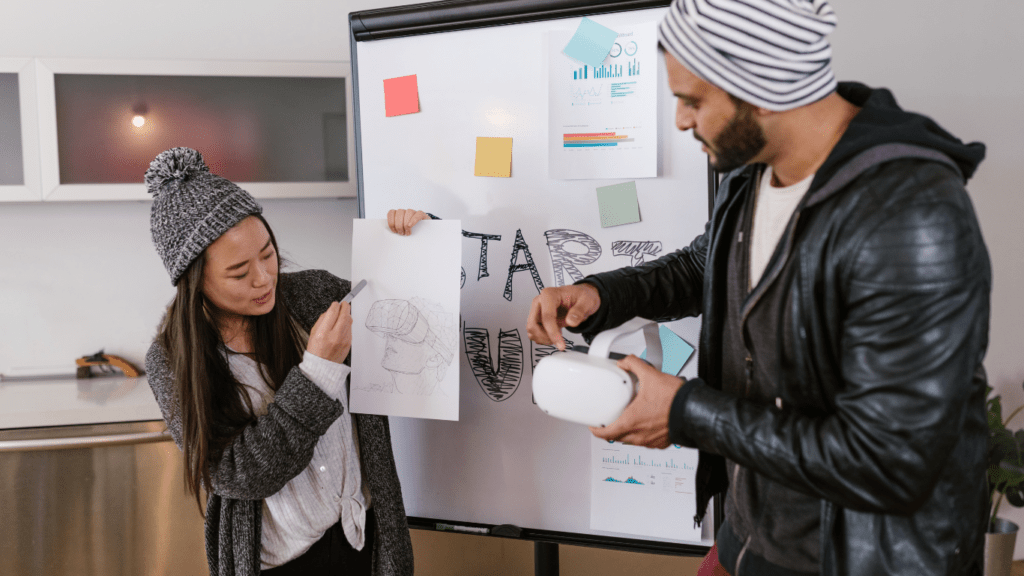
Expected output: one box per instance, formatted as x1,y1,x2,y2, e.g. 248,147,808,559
749,166,815,287
225,348,371,569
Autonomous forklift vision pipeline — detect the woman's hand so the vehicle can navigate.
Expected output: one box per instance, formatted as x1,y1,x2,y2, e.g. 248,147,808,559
307,301,353,364
387,209,431,236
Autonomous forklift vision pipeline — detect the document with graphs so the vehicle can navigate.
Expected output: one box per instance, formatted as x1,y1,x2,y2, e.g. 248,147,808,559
590,437,701,541
548,20,658,180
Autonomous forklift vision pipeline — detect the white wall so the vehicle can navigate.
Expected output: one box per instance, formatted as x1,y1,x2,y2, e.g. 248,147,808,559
2,0,1023,558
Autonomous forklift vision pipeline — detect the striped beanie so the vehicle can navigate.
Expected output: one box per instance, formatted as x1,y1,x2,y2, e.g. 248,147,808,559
145,147,262,286
658,0,838,111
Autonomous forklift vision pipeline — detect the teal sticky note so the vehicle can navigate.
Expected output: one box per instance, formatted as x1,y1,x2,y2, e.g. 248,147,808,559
563,18,619,68
596,181,641,227
641,326,696,377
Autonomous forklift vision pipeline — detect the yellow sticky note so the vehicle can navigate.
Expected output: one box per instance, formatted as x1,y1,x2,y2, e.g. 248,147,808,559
474,137,513,177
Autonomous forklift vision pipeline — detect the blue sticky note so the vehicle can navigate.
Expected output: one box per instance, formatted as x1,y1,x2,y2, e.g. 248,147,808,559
641,326,696,377
563,18,619,68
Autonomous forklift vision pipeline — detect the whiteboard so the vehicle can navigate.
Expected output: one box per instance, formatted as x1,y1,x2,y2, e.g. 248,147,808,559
352,1,713,550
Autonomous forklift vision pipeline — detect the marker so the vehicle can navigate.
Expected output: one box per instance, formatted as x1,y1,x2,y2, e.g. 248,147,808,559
435,523,489,535
341,279,367,304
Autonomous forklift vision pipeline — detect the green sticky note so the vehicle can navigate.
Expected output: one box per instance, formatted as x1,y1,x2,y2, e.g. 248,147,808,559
596,181,641,227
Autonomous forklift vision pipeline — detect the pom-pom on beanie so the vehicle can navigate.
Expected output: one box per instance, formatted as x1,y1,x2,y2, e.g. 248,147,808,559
146,147,262,286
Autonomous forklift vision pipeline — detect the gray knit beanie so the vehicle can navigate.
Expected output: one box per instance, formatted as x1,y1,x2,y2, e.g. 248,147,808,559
145,147,262,286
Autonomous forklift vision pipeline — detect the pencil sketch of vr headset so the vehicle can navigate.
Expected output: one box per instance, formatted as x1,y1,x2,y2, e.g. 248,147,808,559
365,298,455,369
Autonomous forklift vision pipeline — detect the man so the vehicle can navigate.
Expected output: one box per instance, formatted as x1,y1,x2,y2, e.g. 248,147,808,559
526,0,990,574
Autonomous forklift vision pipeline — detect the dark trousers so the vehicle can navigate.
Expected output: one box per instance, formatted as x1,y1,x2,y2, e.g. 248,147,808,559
261,508,375,576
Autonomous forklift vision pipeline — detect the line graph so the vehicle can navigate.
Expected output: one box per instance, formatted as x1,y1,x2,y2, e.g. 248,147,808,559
569,85,603,100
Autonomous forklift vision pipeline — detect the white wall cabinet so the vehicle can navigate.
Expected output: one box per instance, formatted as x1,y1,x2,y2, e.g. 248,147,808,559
0,58,42,201
1,58,356,202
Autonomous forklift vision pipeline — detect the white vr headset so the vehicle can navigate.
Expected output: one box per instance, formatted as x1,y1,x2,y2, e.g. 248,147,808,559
532,317,663,428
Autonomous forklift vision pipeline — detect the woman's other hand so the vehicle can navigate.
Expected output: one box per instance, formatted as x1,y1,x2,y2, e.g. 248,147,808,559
307,301,353,364
387,209,431,236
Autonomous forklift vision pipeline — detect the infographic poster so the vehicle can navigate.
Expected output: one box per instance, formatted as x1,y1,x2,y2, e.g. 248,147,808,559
548,20,659,180
590,437,701,541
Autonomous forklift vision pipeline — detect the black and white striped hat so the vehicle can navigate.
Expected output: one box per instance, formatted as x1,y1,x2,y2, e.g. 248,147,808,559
658,0,838,111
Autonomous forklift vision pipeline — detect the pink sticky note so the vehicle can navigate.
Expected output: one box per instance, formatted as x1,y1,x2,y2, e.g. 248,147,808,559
383,75,420,117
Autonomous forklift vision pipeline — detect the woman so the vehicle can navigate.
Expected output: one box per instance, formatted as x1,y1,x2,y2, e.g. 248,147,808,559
143,147,430,576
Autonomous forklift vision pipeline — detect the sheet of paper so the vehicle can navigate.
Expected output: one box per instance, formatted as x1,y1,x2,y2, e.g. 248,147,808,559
474,137,513,177
383,74,420,117
350,219,462,420
590,438,701,542
641,325,695,377
563,17,619,68
596,181,641,227
548,21,658,180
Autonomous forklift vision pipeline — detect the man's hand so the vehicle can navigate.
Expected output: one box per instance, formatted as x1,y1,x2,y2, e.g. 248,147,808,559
589,355,684,449
526,284,601,351
387,209,431,235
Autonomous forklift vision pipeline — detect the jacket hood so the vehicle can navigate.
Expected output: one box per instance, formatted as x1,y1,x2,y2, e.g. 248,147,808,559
815,82,986,186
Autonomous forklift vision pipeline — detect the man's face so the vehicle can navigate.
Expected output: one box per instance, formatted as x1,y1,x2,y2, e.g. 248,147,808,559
665,52,767,172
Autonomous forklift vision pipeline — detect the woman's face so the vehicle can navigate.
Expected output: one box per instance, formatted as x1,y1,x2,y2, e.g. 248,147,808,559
202,216,278,324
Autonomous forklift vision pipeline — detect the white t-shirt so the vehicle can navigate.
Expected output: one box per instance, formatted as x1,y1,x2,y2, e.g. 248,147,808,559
749,166,815,287
226,348,371,569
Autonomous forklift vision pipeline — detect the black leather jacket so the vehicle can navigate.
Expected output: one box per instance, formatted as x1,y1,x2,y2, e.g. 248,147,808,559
575,84,991,575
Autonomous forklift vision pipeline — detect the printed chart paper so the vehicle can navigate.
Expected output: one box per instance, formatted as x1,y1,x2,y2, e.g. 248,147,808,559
590,439,701,541
549,21,658,180
350,219,462,420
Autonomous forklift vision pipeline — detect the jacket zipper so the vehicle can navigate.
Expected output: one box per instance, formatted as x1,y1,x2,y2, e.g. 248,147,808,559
735,535,753,576
743,355,753,396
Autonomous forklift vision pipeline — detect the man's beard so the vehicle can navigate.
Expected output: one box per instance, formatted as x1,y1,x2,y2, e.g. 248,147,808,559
700,101,767,172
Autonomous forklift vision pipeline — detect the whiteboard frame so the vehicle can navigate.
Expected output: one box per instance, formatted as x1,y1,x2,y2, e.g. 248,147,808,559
350,0,721,557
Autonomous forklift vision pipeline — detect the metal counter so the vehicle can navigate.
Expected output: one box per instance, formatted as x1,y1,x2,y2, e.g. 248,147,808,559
0,420,209,575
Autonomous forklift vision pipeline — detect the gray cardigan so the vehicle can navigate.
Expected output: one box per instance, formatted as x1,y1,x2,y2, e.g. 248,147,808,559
146,269,414,576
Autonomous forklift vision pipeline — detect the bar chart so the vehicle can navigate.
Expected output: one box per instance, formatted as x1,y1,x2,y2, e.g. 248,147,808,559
572,59,640,81
563,131,634,148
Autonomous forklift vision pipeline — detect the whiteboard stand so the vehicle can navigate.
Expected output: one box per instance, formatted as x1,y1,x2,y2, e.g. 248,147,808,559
351,0,723,561
536,541,558,576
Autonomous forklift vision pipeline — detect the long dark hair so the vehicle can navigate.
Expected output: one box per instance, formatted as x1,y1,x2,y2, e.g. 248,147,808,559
157,214,307,515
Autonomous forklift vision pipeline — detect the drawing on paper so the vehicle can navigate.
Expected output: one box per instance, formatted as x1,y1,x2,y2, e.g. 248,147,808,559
361,297,458,396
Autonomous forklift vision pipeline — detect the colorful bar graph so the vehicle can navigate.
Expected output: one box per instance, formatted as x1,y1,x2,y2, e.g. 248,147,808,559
563,131,633,148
